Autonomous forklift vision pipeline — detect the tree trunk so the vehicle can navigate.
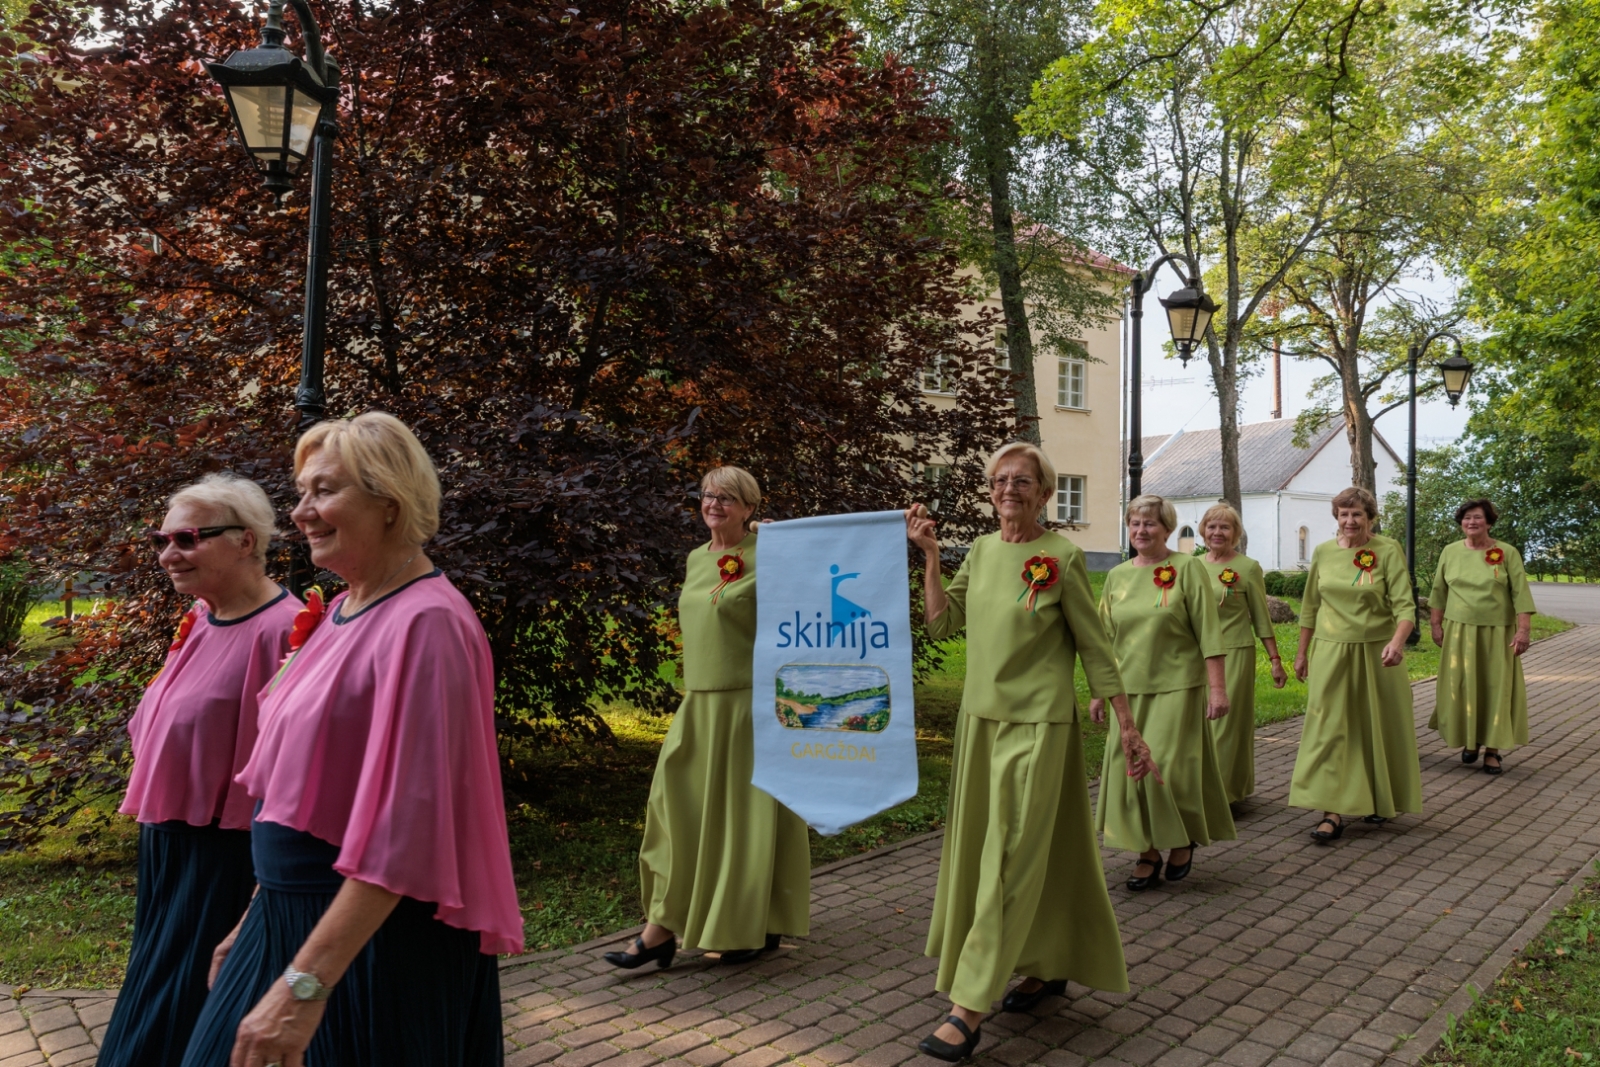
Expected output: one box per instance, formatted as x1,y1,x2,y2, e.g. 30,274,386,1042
1216,350,1242,510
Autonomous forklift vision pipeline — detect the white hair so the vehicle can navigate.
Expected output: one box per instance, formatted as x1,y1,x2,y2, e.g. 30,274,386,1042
168,473,277,563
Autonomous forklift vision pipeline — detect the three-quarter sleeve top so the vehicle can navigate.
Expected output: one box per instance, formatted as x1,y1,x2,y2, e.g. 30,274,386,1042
679,532,757,691
120,589,298,829
926,530,1123,723
1099,552,1225,694
1300,534,1414,643
1430,540,1537,627
238,571,525,956
1204,555,1275,650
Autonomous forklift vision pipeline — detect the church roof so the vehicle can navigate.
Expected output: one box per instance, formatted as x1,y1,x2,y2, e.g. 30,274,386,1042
1133,418,1399,498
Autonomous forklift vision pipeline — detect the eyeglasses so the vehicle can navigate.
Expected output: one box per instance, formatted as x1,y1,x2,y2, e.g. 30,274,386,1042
988,476,1037,490
701,493,742,507
146,526,246,552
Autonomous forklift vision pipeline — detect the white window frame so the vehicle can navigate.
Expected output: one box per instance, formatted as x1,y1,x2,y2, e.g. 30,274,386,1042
1298,526,1310,562
1056,355,1086,409
921,355,956,396
1056,475,1086,523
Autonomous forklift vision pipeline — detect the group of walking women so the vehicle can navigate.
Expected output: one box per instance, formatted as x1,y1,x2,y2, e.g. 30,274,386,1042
107,418,1536,1067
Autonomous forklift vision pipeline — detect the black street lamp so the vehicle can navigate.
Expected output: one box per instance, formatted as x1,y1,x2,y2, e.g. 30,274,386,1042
206,0,339,427
1404,331,1475,644
1127,254,1215,509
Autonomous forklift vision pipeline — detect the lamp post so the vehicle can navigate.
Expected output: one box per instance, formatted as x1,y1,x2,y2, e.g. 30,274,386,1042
205,0,339,427
1403,331,1474,644
1127,255,1217,506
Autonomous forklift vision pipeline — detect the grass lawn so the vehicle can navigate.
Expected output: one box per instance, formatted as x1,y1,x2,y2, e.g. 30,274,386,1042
1425,868,1600,1065
0,583,1577,985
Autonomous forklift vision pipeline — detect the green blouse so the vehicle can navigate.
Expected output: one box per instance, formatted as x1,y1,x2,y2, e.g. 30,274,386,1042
1430,539,1536,627
1099,552,1226,695
1203,554,1274,650
927,530,1124,723
1300,534,1414,643
678,532,757,691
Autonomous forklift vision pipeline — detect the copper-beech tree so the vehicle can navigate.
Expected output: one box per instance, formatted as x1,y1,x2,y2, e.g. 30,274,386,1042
0,0,1015,845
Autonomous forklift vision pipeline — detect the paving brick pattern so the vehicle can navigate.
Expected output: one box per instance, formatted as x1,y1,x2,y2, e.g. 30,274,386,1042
7,623,1600,1067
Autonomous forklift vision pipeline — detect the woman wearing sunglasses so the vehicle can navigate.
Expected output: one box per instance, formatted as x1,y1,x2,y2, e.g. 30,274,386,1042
99,474,299,1067
183,412,521,1067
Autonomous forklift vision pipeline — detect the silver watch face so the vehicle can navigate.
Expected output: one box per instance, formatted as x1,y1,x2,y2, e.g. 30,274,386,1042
289,972,322,1000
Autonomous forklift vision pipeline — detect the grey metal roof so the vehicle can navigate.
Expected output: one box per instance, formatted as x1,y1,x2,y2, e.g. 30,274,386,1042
1134,418,1354,498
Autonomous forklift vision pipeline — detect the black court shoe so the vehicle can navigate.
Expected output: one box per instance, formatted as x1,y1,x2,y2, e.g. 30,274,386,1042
1001,979,1067,1014
1484,752,1504,775
1462,747,1480,764
1165,842,1198,883
1310,815,1344,843
718,933,782,965
1126,856,1163,891
1363,815,1388,825
919,1015,982,1062
603,935,675,970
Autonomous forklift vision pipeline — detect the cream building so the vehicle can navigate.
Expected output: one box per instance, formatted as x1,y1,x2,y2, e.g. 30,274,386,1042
919,265,1130,571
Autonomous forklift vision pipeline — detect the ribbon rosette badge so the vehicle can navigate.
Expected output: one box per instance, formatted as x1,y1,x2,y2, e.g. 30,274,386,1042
1484,546,1505,577
709,553,744,605
1352,548,1378,586
1218,567,1240,604
1016,555,1060,613
270,586,326,693
1152,563,1178,607
169,603,203,653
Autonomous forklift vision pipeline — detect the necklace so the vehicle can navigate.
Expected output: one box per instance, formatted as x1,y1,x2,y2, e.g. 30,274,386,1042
345,552,419,615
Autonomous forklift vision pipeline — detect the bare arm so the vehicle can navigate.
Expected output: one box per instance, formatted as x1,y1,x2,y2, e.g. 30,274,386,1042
906,505,948,624
1204,655,1229,719
1512,612,1532,656
1430,607,1444,648
1381,617,1415,667
1293,626,1313,682
1262,635,1287,688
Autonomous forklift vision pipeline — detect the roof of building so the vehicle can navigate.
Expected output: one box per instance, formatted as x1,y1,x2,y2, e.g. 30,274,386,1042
1133,418,1401,498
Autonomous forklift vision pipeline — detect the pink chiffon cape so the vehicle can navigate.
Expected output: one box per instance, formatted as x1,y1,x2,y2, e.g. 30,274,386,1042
121,589,300,830
238,571,525,956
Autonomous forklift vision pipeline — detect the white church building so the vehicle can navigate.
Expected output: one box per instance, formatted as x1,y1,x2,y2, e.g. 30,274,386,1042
1136,418,1404,571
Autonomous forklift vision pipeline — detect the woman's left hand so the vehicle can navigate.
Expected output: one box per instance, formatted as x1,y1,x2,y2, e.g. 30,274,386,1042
1205,688,1229,720
1511,630,1531,656
1380,640,1406,667
230,982,326,1067
1269,659,1288,689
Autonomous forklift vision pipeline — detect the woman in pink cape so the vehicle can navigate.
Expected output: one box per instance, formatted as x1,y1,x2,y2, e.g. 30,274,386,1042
182,413,523,1067
99,473,299,1067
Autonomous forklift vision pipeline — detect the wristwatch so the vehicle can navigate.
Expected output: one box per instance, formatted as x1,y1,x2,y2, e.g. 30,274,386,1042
282,967,334,1001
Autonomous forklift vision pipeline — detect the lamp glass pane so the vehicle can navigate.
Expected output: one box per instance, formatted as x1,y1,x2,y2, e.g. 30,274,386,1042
286,86,323,164
1441,365,1469,395
1190,305,1214,341
227,84,290,154
1167,305,1199,344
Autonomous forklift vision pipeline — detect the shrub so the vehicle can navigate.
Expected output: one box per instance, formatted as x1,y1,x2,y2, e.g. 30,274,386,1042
1264,570,1308,598
0,558,32,650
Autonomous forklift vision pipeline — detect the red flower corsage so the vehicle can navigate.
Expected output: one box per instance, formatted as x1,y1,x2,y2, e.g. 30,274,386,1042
1352,548,1377,586
709,553,744,605
1153,563,1178,607
1485,546,1504,577
169,603,203,653
270,587,326,693
1016,555,1060,613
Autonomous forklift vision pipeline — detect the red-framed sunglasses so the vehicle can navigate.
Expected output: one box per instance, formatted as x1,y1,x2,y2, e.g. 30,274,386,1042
146,525,246,552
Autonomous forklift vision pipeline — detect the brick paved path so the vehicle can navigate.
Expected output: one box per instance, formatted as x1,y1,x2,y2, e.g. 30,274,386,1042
6,624,1600,1067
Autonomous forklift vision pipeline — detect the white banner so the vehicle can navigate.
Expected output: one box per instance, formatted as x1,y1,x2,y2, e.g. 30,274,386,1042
751,510,918,836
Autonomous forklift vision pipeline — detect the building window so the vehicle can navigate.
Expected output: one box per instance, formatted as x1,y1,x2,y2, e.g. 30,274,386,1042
1178,524,1196,553
921,355,955,395
922,464,948,512
1298,526,1310,563
1057,357,1086,408
994,331,1010,370
1056,475,1085,523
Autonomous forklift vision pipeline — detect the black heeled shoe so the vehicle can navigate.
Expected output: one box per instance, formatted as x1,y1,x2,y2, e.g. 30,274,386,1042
1462,747,1480,765
1484,752,1504,775
718,933,782,965
918,1015,982,1062
1165,842,1197,883
1363,814,1388,825
603,934,676,970
1001,978,1066,1013
1310,815,1344,843
1126,856,1162,891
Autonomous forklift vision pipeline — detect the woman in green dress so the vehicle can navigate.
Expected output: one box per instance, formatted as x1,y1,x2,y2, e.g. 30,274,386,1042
906,442,1159,1063
1093,494,1235,891
603,466,810,970
1198,503,1288,805
1428,498,1535,775
1290,486,1420,843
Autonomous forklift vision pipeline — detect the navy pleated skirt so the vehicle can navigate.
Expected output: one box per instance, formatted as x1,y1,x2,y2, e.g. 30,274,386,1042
97,820,256,1067
180,819,503,1067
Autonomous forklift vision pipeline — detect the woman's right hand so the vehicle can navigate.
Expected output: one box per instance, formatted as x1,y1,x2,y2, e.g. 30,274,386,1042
1293,653,1309,683
905,504,938,557
1088,697,1106,724
1430,624,1444,647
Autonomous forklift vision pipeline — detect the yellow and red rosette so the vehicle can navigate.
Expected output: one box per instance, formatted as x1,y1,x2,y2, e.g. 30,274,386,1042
1152,563,1178,607
270,586,326,693
709,553,744,605
1352,548,1377,585
1015,555,1060,613
1485,546,1504,577
1218,567,1240,598
169,603,202,653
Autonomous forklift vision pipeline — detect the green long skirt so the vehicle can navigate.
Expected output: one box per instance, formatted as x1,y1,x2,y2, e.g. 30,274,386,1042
926,714,1127,1011
1429,620,1529,751
638,688,811,951
1288,638,1422,817
1209,647,1257,803
1098,687,1236,854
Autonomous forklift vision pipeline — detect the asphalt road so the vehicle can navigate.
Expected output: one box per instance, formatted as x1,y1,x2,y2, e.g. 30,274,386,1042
1531,581,1600,624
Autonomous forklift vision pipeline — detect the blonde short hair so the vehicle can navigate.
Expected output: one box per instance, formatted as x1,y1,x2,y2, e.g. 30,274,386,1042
1126,493,1177,533
1200,502,1244,549
984,441,1057,494
168,472,277,563
701,466,761,510
295,412,441,546
1331,486,1378,520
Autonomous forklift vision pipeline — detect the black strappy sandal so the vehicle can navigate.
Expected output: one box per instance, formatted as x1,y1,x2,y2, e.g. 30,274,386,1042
919,1014,982,1062
1310,814,1344,843
1363,814,1388,825
1484,751,1504,775
603,934,676,970
1126,855,1162,891
1001,978,1066,1014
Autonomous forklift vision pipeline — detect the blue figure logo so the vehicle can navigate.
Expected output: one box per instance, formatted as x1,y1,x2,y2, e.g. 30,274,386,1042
830,564,871,627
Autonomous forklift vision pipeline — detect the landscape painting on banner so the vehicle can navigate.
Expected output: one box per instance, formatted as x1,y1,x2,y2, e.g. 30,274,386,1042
752,511,918,836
